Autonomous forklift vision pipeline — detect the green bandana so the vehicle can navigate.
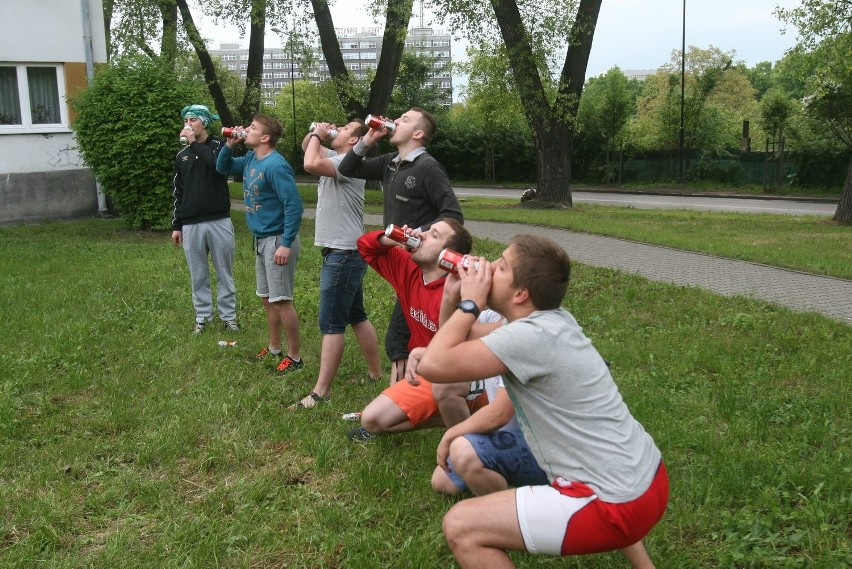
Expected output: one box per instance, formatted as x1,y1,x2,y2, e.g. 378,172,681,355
181,104,219,127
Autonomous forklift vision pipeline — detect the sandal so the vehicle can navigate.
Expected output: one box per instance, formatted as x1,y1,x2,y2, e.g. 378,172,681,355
290,392,329,410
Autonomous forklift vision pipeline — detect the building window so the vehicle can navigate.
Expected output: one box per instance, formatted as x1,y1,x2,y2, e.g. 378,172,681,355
0,64,66,131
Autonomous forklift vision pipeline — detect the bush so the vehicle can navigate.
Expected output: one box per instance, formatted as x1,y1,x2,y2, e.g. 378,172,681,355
70,56,210,229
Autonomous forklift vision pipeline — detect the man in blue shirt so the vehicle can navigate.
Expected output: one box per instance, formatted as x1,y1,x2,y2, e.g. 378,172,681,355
217,114,305,375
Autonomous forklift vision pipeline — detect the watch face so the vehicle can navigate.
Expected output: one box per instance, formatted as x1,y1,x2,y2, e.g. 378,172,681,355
459,300,479,314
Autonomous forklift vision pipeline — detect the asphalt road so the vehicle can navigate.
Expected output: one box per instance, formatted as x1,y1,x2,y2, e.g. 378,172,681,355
453,187,838,216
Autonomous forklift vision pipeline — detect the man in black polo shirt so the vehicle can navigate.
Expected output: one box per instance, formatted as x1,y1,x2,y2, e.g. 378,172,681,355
338,107,463,384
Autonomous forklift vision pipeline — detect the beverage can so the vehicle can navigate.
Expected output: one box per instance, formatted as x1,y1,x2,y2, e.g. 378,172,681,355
438,248,479,274
309,122,338,139
179,126,191,145
365,114,396,132
221,127,247,139
384,224,421,248
217,340,237,347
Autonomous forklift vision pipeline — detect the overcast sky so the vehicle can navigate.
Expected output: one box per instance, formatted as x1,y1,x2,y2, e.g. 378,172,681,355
200,0,802,84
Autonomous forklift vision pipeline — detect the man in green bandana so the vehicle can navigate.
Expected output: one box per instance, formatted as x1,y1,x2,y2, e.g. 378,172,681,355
171,104,239,335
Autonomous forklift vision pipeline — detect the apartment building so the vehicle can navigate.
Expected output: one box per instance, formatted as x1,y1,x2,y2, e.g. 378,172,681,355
211,27,453,106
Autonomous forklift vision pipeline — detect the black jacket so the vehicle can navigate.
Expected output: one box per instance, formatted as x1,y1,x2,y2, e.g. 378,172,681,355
172,136,231,230
339,148,463,229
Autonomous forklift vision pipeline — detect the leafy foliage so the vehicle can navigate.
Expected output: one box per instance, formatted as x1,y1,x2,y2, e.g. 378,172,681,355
70,56,210,229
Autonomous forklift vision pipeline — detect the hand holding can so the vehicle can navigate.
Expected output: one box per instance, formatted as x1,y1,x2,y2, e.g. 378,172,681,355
309,122,338,139
365,114,396,133
385,224,421,249
221,127,247,139
438,248,480,274
179,125,192,145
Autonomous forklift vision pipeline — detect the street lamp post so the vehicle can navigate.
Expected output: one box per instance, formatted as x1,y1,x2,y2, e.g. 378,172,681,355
679,0,686,180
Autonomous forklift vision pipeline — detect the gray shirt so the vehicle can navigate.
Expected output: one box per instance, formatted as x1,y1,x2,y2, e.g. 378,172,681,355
481,308,662,502
314,150,367,250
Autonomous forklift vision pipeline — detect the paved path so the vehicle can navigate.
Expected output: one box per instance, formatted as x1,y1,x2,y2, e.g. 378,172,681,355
236,203,851,324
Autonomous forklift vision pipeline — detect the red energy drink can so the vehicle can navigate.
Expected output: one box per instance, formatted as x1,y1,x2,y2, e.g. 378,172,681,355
438,248,479,274
365,114,396,132
221,127,247,139
384,224,421,248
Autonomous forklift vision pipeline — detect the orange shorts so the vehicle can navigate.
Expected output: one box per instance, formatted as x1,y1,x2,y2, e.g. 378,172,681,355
384,376,489,427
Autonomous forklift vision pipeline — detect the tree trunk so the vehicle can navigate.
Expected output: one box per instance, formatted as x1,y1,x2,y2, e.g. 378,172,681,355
158,1,178,65
490,0,601,205
175,0,235,127
239,0,266,122
833,155,852,225
366,0,414,116
310,0,359,118
311,0,413,119
533,127,573,206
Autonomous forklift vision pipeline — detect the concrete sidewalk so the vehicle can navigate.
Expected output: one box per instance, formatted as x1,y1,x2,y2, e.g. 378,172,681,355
235,202,851,324
366,214,852,325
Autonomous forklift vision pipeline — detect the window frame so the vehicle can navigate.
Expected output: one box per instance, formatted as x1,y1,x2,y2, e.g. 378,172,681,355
0,63,69,134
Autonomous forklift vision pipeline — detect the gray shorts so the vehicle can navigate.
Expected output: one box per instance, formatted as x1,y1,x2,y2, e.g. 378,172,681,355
255,234,300,302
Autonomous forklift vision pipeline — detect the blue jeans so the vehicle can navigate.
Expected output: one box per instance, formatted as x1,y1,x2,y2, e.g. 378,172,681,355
319,249,369,334
446,422,548,493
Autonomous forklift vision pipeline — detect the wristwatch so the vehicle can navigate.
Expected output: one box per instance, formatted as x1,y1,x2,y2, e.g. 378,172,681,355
457,299,481,318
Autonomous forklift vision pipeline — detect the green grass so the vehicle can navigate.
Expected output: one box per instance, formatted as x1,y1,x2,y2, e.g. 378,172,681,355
0,213,849,567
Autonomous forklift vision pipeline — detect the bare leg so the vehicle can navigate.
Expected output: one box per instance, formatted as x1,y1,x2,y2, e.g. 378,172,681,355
271,299,300,360
261,297,282,352
433,382,474,428
620,541,655,569
443,489,525,569
352,320,382,379
450,437,509,496
312,333,344,397
360,394,414,434
432,466,464,495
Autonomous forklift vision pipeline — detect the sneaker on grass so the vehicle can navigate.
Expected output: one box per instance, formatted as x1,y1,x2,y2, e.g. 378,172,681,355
347,426,375,443
275,355,304,375
247,346,280,363
193,321,206,334
223,320,240,333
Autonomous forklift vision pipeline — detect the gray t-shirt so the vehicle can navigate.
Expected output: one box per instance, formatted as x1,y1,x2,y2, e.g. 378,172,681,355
314,150,367,250
481,308,661,502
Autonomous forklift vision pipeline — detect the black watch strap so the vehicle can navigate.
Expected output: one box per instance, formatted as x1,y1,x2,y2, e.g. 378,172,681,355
457,299,481,318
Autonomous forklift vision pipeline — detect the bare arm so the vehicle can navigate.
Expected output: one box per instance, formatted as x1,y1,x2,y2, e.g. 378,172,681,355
419,257,508,383
436,388,515,470
303,123,337,178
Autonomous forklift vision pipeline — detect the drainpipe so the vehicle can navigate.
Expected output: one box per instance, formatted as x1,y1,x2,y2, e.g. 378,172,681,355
81,0,107,213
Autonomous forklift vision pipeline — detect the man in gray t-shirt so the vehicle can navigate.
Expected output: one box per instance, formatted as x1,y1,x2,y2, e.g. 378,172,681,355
418,234,668,568
291,121,382,409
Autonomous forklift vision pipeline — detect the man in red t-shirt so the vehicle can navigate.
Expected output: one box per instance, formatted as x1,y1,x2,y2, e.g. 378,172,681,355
349,218,485,442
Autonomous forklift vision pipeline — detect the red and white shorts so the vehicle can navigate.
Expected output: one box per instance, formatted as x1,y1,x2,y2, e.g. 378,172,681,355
516,462,669,555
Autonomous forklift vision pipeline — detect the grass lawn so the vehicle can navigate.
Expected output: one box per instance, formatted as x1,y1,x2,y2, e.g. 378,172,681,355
1,207,849,567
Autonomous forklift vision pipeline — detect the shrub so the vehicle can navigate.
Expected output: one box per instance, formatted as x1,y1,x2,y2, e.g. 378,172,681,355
70,56,210,229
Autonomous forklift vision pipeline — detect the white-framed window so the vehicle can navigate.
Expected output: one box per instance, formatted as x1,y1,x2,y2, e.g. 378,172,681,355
0,63,68,133
360,52,376,60
239,54,249,60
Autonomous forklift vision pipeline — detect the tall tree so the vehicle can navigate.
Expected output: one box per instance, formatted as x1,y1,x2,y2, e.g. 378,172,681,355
776,0,852,224
577,67,634,183
309,0,414,120
105,0,180,62
434,0,602,206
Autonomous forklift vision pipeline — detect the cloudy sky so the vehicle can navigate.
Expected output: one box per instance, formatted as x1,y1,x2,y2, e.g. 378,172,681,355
200,0,802,82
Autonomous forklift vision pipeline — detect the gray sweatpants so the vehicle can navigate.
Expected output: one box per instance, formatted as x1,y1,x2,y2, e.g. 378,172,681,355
182,217,237,323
